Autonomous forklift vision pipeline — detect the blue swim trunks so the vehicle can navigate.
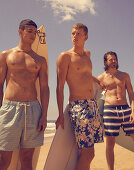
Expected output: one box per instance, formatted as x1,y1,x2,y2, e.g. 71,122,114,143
103,105,134,136
0,100,44,151
68,99,103,149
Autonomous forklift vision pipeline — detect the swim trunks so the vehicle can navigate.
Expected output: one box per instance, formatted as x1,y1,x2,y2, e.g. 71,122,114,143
68,99,103,149
0,100,44,151
103,105,134,136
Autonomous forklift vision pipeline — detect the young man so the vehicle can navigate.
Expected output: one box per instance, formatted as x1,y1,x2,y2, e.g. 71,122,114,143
56,23,103,170
0,19,49,170
98,51,134,170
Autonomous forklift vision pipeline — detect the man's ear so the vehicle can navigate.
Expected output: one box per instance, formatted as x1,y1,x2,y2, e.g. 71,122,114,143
85,34,88,41
18,28,23,35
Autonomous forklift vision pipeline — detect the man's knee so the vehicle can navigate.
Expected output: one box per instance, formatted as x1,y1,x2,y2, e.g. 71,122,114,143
81,147,95,161
0,151,12,169
130,133,134,141
20,148,35,169
106,136,115,150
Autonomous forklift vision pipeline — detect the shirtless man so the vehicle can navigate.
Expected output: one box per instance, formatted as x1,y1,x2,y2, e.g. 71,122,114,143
56,23,103,170
98,51,134,170
0,19,49,170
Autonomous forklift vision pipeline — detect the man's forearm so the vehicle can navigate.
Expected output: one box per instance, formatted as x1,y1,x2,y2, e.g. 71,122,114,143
0,85,3,107
56,86,64,117
131,100,134,114
40,86,50,117
92,76,100,85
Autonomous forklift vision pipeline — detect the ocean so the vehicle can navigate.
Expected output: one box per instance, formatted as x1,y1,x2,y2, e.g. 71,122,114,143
44,120,56,143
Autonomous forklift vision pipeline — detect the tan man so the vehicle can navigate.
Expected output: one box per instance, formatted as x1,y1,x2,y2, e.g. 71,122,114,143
56,23,103,170
0,19,49,170
98,51,134,170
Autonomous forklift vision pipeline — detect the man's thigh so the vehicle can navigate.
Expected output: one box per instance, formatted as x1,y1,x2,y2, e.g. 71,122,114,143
0,151,13,167
20,148,35,162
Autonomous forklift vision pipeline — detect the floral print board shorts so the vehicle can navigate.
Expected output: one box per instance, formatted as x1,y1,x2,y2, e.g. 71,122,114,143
68,99,103,149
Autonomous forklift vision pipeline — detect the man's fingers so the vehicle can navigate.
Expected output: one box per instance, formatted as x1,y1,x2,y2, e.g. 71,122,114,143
38,121,47,132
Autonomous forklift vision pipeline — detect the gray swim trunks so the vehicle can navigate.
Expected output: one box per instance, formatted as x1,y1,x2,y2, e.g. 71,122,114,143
0,100,44,151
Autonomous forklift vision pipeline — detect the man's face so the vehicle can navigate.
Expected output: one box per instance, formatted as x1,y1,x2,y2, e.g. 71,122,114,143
71,28,88,46
106,54,118,69
20,25,37,43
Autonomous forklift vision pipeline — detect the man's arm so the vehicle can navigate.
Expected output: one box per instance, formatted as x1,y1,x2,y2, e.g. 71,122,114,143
92,76,100,85
56,52,70,129
97,73,107,90
38,57,50,132
125,73,134,122
0,51,7,107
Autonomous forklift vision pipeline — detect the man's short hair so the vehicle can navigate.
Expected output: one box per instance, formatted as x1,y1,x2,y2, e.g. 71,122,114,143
72,23,88,35
19,19,37,30
104,51,119,71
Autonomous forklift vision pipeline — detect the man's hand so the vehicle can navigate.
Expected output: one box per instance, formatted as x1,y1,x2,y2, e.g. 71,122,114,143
99,82,107,91
129,113,134,124
38,115,47,132
55,115,64,129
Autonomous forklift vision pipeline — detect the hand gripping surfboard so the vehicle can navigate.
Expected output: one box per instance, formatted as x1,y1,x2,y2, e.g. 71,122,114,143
44,105,78,170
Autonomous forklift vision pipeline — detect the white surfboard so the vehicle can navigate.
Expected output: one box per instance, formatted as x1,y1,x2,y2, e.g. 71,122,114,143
44,105,78,170
44,82,104,170
116,128,134,151
8,25,48,170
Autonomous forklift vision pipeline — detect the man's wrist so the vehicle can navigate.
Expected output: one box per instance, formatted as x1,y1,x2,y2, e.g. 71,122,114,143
41,113,47,118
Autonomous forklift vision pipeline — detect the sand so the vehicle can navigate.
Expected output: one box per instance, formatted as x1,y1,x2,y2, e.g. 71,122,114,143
36,139,134,170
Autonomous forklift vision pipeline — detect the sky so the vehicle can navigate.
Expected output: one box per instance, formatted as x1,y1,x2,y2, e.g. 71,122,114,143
0,0,134,120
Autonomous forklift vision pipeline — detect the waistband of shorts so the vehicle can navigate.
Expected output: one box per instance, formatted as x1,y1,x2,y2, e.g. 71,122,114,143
104,104,129,110
3,100,39,106
69,98,96,105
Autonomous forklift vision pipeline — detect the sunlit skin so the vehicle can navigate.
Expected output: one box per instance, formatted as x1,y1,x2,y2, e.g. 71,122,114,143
56,26,97,170
0,25,49,170
98,54,134,170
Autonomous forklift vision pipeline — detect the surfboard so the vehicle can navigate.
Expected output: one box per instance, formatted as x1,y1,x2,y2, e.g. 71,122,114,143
44,105,78,170
44,82,104,170
8,25,48,170
116,128,134,151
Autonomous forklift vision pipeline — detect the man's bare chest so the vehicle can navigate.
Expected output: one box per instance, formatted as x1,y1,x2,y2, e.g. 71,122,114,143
7,52,40,72
104,74,125,89
70,56,92,72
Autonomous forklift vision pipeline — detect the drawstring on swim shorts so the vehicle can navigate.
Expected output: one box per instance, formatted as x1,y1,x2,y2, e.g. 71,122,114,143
19,104,31,140
116,107,119,118
116,106,125,122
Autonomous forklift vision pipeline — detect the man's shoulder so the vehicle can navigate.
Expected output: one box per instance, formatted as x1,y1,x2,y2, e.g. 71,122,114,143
98,72,106,80
118,70,129,77
1,48,13,54
0,48,13,60
60,50,72,57
58,50,71,61
30,50,47,64
84,49,91,56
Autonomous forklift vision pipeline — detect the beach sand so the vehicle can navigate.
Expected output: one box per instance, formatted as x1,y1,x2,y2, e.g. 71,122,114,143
36,138,134,170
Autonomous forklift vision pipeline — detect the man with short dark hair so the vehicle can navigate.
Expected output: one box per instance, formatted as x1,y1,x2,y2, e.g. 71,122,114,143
56,23,103,170
0,19,49,170
98,51,134,170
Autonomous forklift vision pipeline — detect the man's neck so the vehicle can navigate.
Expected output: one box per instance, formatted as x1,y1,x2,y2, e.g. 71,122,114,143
72,46,85,56
107,68,118,75
18,41,32,52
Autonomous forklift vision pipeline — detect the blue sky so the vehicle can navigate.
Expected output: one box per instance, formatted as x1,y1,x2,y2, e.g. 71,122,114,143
0,0,134,120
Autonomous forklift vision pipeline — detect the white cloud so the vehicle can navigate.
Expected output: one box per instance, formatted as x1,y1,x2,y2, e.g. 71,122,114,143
43,0,96,22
